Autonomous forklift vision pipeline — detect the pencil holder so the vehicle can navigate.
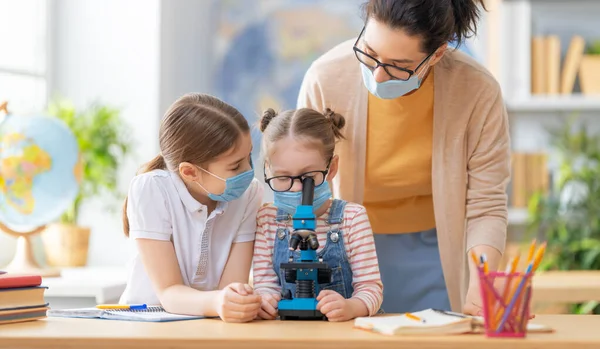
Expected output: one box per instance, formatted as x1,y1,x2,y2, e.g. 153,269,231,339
478,271,533,338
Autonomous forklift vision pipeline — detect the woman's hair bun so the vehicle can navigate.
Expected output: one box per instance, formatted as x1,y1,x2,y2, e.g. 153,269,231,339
323,108,346,139
260,108,278,132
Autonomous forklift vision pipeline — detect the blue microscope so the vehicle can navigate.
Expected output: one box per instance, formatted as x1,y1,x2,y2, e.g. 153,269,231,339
278,177,332,321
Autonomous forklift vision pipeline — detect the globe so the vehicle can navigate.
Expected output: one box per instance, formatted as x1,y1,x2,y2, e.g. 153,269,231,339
0,112,81,232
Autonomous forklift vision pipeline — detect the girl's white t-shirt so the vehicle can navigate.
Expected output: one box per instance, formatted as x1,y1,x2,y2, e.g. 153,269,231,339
119,169,263,305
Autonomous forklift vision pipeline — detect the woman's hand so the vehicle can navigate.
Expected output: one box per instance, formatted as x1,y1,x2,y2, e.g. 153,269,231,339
257,292,281,320
462,285,484,316
216,283,261,323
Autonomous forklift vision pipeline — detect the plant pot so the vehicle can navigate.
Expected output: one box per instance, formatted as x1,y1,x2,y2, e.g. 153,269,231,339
40,223,90,267
579,55,600,95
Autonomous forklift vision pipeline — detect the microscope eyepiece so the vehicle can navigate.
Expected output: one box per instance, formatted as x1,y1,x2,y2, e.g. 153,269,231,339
301,177,315,206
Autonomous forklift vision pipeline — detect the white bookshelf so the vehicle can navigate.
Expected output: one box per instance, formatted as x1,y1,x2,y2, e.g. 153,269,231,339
508,207,529,226
507,95,600,113
482,1,600,105
483,1,600,228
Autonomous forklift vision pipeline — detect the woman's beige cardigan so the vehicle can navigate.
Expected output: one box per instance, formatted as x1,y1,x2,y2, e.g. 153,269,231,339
297,39,510,312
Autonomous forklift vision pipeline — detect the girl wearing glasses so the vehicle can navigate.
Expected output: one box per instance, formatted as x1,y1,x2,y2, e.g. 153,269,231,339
298,0,509,317
252,108,383,322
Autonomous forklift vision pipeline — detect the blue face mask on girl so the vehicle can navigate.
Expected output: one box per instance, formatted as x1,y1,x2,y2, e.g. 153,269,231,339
273,181,332,216
195,162,254,202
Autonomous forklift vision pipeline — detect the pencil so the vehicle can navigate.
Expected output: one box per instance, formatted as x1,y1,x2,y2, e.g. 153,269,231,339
496,262,534,332
493,255,520,325
405,313,425,323
526,239,537,265
496,240,546,332
512,244,545,329
481,254,489,274
470,250,480,269
532,242,547,272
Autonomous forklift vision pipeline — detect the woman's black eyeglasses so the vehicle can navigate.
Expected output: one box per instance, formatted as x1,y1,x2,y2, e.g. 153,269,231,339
264,160,331,192
352,26,434,81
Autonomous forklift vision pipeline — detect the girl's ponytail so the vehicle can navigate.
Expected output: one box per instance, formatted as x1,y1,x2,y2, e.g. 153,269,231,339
260,108,278,132
323,108,346,141
122,154,167,237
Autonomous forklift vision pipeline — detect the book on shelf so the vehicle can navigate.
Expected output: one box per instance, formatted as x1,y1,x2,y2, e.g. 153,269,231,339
531,35,561,95
561,36,585,94
532,34,591,96
510,152,549,209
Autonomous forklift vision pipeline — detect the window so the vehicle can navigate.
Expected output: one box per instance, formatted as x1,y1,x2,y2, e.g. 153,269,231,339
0,0,49,115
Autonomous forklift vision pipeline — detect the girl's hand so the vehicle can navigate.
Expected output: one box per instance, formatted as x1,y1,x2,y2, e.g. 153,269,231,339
257,292,281,320
316,290,354,322
216,283,261,323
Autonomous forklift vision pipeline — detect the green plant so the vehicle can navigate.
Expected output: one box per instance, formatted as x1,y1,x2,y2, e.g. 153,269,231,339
47,100,132,225
527,117,600,314
587,39,600,55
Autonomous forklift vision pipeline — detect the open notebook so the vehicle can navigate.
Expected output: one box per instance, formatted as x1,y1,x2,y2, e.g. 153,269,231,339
47,306,204,322
354,309,553,336
355,309,472,335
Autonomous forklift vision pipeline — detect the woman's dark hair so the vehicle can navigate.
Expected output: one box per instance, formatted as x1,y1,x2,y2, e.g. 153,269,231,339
362,0,486,53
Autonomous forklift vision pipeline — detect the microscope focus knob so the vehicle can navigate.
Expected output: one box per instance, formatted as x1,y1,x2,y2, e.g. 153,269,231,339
284,268,296,283
281,289,292,300
318,268,332,284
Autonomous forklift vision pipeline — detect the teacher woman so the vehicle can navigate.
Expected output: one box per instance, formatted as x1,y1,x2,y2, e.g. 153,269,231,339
297,0,509,315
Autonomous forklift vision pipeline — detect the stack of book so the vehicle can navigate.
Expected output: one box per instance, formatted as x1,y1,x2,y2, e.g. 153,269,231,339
0,272,48,325
531,35,597,95
510,152,549,208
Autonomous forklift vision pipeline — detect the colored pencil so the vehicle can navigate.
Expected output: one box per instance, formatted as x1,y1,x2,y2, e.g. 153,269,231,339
495,242,546,332
493,255,520,325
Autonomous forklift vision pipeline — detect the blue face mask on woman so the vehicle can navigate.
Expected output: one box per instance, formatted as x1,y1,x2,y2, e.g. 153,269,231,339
360,62,430,100
274,181,332,216
195,164,254,202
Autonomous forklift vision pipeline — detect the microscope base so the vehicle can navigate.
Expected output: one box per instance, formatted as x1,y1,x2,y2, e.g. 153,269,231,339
278,298,327,321
279,309,326,321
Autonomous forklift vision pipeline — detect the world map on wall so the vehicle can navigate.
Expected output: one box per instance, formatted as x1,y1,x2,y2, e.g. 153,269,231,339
213,0,481,170
213,0,365,166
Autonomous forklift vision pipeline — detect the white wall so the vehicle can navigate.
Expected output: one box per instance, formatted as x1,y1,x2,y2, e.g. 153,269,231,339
26,0,220,268
158,0,214,116
0,0,222,268
47,0,162,267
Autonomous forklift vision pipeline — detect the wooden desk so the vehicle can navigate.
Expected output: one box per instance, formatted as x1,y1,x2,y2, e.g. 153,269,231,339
1,315,599,349
533,271,600,303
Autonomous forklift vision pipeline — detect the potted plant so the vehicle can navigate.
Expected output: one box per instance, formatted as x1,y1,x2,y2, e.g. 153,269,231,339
579,39,600,95
40,100,132,267
526,117,600,314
